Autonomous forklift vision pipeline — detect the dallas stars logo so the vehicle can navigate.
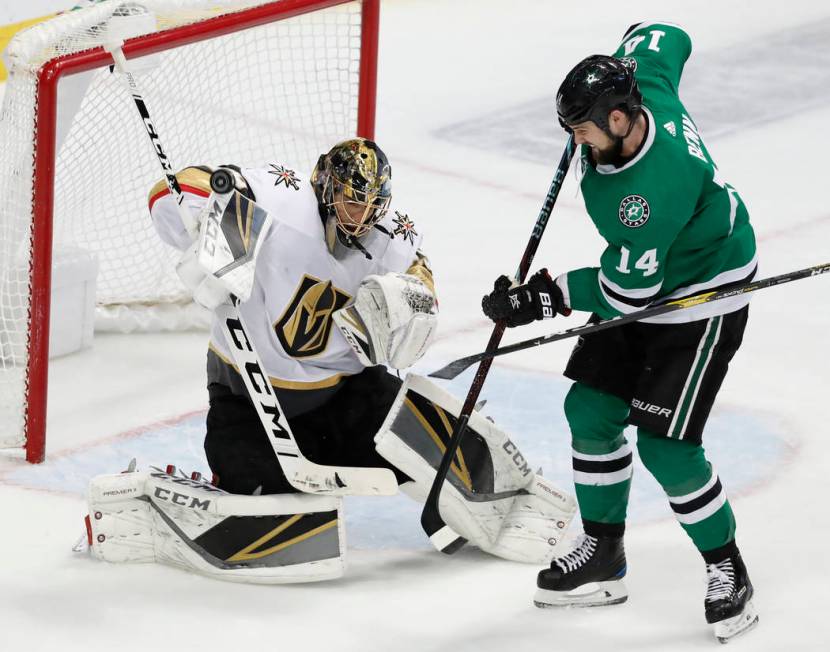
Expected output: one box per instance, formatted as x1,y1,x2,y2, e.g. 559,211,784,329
268,163,300,190
392,211,418,244
618,194,650,228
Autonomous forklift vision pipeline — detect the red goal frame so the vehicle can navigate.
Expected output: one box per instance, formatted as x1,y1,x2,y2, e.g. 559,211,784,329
24,0,380,462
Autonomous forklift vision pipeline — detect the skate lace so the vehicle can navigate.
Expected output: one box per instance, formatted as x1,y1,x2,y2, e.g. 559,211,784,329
705,559,735,602
554,534,598,573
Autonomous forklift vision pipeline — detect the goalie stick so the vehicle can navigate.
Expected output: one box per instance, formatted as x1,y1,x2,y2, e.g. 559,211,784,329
104,26,396,496
420,138,576,554
430,261,830,381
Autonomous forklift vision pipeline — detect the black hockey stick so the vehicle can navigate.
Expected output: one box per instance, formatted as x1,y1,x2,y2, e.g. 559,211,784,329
420,138,576,554
430,261,830,381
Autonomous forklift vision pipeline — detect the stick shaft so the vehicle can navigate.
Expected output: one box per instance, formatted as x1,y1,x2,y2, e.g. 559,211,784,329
431,262,830,380
420,138,576,550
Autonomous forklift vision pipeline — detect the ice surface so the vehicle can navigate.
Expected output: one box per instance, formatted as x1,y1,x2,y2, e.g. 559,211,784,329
1,1,829,651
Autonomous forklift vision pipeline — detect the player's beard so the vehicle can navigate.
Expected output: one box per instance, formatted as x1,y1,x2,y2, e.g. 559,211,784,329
593,135,625,166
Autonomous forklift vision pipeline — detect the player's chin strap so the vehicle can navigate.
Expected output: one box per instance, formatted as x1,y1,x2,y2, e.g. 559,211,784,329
104,12,396,497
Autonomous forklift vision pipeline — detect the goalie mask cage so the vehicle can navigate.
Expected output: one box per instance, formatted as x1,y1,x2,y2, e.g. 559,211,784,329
0,0,379,463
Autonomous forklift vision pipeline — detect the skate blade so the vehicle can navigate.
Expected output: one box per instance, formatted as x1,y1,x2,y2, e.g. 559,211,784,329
534,580,628,608
714,600,759,644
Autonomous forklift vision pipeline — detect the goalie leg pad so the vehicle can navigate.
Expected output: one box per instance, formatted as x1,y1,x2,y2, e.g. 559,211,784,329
87,466,345,583
376,374,576,563
484,474,576,563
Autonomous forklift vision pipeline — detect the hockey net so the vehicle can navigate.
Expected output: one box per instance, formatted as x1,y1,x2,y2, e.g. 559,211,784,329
0,0,379,461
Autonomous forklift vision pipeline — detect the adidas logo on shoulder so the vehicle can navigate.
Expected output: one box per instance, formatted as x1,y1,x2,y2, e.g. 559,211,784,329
663,121,677,137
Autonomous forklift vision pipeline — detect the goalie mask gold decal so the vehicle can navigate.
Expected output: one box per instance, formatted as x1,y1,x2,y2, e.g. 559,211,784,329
275,275,350,357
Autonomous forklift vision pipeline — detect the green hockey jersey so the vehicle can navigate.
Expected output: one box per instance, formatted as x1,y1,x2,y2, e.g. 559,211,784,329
559,22,757,323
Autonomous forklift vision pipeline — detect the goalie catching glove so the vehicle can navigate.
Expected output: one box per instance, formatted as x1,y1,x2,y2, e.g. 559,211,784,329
334,272,437,369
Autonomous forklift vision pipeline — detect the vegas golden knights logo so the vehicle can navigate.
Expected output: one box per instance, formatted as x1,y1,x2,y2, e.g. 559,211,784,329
275,275,350,357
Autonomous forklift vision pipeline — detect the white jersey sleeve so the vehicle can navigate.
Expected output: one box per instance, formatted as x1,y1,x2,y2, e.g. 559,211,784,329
147,166,214,250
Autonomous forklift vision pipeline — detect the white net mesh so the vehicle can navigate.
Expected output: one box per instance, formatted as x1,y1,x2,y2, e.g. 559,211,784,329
0,0,366,451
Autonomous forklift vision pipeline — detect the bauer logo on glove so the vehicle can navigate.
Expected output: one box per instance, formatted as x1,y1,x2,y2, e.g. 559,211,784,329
481,269,570,327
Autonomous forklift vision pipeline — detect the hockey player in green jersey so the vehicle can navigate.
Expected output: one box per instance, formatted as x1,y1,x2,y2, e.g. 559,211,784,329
481,22,758,643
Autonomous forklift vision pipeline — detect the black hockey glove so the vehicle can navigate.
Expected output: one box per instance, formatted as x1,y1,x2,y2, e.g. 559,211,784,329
481,269,570,328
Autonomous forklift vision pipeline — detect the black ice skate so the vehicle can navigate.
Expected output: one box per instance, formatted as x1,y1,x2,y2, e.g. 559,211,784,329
534,534,627,608
704,553,758,644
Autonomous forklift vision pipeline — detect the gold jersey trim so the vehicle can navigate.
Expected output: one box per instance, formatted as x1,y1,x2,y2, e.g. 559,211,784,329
148,166,213,206
407,250,436,297
209,342,348,390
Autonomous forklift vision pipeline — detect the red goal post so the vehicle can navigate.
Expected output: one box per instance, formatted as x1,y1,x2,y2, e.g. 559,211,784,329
0,0,380,463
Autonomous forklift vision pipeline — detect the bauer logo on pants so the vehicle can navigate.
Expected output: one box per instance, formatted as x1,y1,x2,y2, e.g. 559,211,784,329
618,194,650,228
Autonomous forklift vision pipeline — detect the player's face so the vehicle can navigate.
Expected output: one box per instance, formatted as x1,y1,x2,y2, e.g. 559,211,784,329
568,120,616,162
333,191,370,233
331,187,390,238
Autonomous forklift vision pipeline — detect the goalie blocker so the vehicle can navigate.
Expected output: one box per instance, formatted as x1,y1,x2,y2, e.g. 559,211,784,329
83,375,574,581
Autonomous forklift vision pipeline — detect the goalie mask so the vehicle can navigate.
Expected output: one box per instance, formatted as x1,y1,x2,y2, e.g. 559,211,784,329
311,138,392,254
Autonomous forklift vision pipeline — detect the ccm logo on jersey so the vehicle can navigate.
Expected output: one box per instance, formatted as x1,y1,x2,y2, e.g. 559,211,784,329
631,398,672,417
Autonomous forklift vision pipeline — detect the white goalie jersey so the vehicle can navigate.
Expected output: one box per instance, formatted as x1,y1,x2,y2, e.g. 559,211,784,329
148,163,433,404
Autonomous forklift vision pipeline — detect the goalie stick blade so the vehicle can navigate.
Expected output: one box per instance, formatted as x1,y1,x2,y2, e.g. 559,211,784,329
420,509,467,554
291,464,399,496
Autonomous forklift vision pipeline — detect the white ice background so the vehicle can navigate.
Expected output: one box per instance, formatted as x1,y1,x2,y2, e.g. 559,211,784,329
1,1,829,651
